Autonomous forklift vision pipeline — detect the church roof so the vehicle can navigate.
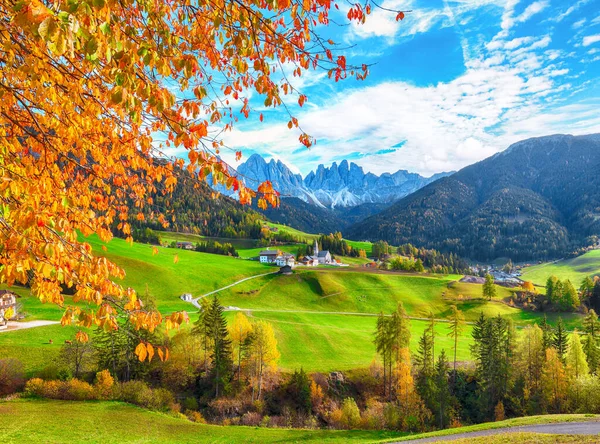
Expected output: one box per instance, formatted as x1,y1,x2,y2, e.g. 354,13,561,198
317,250,330,257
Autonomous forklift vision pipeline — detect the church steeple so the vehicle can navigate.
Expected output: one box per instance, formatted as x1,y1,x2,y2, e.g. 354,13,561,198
313,239,319,256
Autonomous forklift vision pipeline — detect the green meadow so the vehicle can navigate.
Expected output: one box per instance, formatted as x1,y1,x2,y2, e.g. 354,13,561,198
521,249,600,285
0,399,404,443
0,234,584,376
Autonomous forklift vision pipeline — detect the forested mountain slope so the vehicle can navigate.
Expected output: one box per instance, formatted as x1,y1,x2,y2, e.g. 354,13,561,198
347,134,600,261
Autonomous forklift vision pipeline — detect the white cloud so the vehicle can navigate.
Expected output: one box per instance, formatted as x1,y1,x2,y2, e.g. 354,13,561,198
573,19,587,30
514,0,549,24
583,34,600,46
555,0,591,23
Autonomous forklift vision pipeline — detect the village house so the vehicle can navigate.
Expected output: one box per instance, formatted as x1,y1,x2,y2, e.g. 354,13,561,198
301,240,332,266
279,264,293,275
259,249,280,264
275,253,295,267
0,290,17,329
176,241,195,250
180,293,193,302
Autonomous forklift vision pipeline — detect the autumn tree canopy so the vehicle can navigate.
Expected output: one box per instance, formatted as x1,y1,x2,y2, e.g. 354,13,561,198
1,0,405,355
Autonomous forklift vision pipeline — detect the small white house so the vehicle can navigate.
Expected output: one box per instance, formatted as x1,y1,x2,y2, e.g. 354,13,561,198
180,293,193,302
259,249,280,264
275,254,295,267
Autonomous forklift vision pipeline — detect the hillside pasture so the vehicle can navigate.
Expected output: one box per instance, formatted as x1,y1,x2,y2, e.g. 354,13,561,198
0,399,403,443
521,249,600,285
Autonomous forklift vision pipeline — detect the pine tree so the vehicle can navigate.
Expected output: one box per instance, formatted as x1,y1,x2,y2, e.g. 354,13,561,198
483,274,496,300
553,318,568,364
566,330,588,381
374,312,392,398
204,296,233,398
539,314,554,351
433,350,452,429
583,310,600,374
447,305,465,385
192,297,212,374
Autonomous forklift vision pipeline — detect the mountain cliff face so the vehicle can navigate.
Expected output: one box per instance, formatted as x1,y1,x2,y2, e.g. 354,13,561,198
346,134,600,261
233,154,451,208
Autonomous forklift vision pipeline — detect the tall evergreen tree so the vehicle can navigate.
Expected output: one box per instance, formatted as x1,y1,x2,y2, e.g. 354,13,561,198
433,350,452,429
583,310,600,374
553,318,568,364
483,274,496,300
447,305,466,385
204,296,233,398
539,314,554,351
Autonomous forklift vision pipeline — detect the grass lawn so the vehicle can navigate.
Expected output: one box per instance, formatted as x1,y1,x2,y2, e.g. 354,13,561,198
447,434,599,443
521,250,600,286
231,311,474,372
0,324,78,376
82,234,269,313
0,399,404,443
388,414,600,442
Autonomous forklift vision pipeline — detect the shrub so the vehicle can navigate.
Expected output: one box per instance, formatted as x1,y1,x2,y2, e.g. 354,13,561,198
340,398,361,429
66,379,95,401
182,396,199,411
241,411,262,426
94,370,114,399
24,378,45,397
0,359,25,396
42,380,62,399
186,410,206,423
117,380,153,406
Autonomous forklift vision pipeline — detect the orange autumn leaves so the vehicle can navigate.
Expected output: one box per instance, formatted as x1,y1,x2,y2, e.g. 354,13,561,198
1,0,405,359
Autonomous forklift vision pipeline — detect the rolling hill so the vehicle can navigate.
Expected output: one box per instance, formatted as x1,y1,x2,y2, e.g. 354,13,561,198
521,249,600,285
347,134,600,262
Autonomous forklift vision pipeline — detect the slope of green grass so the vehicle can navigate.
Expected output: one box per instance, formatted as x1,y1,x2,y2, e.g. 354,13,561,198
0,324,78,376
235,312,474,372
521,250,600,285
0,399,404,443
83,234,268,313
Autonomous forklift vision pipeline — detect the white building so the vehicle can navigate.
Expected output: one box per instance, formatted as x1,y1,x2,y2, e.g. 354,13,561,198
313,240,332,265
180,293,193,302
259,249,280,264
275,253,295,267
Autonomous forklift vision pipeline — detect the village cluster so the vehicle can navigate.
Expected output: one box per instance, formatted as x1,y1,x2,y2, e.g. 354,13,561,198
259,240,346,269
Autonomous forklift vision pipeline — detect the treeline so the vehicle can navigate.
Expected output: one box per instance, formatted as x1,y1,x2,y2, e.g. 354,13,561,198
371,306,600,428
513,276,600,313
299,233,367,258
372,241,469,274
168,240,238,257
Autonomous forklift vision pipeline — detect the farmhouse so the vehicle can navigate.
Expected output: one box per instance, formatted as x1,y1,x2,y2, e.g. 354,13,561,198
259,249,280,264
279,265,293,275
0,290,17,328
275,253,295,267
180,293,193,302
176,241,195,250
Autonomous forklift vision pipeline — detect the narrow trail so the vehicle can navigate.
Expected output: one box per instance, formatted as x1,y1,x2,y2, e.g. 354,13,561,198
0,320,59,333
189,271,278,308
395,421,600,443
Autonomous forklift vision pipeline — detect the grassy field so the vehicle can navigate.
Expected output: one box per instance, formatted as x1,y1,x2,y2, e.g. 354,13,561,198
84,234,268,313
521,249,600,285
224,311,475,372
0,399,404,443
1,234,584,376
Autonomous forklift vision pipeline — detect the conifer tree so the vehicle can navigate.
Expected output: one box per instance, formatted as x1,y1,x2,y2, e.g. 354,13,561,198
447,305,465,384
483,274,496,300
539,314,554,351
553,318,568,364
566,331,588,384
204,296,233,398
433,350,452,429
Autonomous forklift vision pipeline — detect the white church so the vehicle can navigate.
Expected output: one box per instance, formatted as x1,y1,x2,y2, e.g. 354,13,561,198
302,240,332,266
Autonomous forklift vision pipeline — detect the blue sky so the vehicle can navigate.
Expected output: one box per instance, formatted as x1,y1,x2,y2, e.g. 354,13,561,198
194,0,600,176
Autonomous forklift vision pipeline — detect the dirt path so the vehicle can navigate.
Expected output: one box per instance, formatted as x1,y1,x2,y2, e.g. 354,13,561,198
0,320,59,333
397,421,600,442
189,272,279,308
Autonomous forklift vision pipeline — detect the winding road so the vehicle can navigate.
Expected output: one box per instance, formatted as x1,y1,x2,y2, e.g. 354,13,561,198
396,421,600,442
189,271,278,308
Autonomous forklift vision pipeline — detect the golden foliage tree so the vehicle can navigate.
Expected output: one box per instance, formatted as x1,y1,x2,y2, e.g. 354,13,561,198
228,312,253,383
1,0,407,352
249,320,280,400
541,347,568,413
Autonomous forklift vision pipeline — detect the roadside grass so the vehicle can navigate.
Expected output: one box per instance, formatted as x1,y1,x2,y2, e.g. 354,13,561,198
436,433,599,443
521,250,600,286
385,414,600,442
0,399,405,443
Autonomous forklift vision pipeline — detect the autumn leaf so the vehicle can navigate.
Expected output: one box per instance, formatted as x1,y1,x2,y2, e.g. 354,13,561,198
135,342,148,362
173,254,179,264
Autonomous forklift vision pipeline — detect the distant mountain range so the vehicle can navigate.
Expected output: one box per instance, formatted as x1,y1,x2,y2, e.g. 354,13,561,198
232,154,452,208
346,134,600,261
